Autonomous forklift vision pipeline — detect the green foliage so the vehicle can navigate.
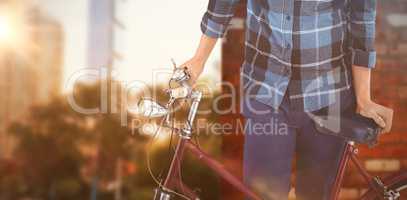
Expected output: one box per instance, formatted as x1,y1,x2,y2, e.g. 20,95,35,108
3,98,90,199
0,81,222,200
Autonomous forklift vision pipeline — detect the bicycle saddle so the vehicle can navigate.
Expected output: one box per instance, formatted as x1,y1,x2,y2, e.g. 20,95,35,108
313,113,381,147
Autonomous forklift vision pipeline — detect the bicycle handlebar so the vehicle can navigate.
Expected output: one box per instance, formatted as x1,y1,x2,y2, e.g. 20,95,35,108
139,66,201,139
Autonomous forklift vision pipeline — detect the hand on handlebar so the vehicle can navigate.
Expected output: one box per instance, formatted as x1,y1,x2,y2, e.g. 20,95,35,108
179,57,205,85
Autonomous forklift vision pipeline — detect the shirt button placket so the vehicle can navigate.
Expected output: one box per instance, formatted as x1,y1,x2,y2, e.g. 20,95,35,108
283,1,293,50
283,0,294,75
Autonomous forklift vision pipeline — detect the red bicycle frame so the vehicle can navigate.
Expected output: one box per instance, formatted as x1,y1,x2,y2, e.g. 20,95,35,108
157,131,395,200
151,87,262,200
159,136,262,200
330,142,399,200
144,67,402,200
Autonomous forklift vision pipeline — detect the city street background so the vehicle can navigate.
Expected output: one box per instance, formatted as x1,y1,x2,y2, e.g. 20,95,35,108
0,0,406,200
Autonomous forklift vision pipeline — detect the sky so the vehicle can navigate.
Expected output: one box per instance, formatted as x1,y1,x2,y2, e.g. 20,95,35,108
36,0,221,91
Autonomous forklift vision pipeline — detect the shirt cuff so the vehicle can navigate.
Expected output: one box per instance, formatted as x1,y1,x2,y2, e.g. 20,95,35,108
200,12,229,38
351,49,376,69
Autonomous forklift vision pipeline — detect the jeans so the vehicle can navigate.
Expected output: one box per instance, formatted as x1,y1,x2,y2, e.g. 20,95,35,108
242,94,352,200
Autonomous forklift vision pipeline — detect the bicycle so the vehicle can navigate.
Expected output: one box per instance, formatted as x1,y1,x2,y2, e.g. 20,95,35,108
138,66,407,200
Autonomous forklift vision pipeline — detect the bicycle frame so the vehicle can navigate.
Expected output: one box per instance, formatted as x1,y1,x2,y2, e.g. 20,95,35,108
147,67,399,200
157,133,262,200
330,142,398,200
154,90,262,200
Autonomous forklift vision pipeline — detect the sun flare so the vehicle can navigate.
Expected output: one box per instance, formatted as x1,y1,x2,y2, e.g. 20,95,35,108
0,15,14,42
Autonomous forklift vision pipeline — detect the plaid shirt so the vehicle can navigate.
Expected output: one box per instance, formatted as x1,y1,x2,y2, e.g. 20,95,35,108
201,0,377,112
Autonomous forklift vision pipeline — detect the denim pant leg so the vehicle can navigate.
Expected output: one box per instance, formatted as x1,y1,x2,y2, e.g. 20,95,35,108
243,101,296,200
295,115,346,200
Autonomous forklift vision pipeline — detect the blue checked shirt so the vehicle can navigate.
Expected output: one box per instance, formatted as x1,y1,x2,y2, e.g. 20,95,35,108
201,0,377,112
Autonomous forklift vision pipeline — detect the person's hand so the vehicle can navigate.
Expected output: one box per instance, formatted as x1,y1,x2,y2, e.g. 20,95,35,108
356,100,394,134
179,56,206,85
177,34,217,85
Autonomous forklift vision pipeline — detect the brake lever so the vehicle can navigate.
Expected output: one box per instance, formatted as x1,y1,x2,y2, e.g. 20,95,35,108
168,60,193,99
171,67,191,83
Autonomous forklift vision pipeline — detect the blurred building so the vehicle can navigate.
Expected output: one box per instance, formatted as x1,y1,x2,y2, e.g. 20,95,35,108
0,3,63,158
376,0,407,58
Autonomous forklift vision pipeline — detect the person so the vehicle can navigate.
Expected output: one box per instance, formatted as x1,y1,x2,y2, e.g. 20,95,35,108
181,0,393,199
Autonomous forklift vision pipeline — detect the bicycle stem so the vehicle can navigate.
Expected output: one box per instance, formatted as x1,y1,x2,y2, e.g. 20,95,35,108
181,90,202,139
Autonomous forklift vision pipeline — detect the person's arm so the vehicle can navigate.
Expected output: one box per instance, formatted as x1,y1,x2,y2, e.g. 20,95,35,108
181,34,217,85
349,0,377,68
352,66,393,133
349,1,393,133
181,0,240,84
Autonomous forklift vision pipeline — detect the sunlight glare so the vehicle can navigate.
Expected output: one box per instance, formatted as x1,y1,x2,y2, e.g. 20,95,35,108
0,15,13,42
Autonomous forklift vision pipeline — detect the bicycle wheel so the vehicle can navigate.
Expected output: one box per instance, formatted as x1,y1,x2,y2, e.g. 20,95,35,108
361,171,407,200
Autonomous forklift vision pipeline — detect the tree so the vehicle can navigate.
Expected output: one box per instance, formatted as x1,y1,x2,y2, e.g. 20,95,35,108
1,80,223,200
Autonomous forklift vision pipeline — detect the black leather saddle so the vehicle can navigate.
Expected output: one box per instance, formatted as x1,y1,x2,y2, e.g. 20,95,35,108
313,113,381,147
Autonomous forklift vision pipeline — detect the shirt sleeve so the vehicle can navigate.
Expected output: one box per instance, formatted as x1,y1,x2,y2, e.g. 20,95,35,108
201,0,240,38
348,0,377,68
